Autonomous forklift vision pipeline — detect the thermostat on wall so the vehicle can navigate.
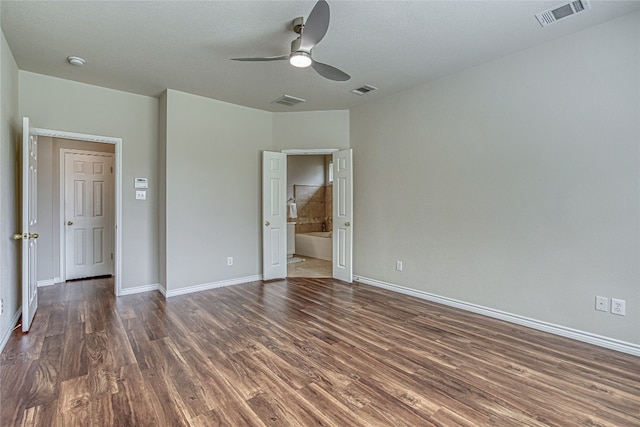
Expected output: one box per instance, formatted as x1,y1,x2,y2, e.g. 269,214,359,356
134,178,148,189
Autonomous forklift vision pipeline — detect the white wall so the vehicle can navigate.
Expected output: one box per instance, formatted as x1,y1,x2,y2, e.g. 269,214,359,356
19,72,159,290
351,13,640,345
287,155,326,200
273,110,349,150
0,28,20,349
163,89,272,292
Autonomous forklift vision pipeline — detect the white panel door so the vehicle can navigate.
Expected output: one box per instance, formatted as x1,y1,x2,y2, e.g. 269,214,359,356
333,149,353,283
64,151,114,280
20,117,39,332
262,151,287,280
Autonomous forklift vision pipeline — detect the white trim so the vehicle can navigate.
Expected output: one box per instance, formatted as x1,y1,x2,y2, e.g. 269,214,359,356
37,279,56,287
34,128,123,297
38,277,63,287
118,283,160,296
282,148,338,155
158,286,167,298
354,275,640,357
33,128,120,145
0,309,22,354
164,275,262,298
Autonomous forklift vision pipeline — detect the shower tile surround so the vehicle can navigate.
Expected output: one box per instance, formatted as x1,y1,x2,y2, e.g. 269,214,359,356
292,185,333,233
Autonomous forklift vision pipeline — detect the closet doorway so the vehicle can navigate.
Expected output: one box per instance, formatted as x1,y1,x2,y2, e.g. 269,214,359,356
34,128,122,295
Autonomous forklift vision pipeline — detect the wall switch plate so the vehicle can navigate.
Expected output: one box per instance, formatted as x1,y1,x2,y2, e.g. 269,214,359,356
611,298,626,316
227,257,233,266
396,261,403,271
595,296,608,312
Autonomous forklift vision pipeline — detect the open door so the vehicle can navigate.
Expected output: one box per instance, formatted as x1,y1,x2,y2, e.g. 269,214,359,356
18,117,39,332
262,151,287,280
333,149,353,282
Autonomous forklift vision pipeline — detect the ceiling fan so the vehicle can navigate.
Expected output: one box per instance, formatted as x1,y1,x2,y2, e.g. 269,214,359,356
231,0,350,81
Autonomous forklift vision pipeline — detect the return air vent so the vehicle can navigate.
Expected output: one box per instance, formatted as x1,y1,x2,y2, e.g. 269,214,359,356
351,84,378,96
271,94,306,107
536,0,591,27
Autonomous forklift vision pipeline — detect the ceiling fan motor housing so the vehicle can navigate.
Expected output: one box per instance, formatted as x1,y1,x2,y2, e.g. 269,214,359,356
292,17,304,34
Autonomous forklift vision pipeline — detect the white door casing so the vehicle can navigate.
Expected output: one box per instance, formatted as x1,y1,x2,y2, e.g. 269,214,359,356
262,151,287,280
63,151,114,280
333,149,353,283
21,117,39,332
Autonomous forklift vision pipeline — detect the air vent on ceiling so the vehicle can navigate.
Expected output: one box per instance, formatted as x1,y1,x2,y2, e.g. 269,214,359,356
271,94,306,107
536,0,591,27
351,85,378,96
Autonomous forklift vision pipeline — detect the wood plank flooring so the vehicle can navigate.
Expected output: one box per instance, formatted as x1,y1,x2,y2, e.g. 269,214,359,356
1,276,638,426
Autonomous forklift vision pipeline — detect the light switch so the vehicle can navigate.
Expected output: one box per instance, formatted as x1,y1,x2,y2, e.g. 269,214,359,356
135,190,146,200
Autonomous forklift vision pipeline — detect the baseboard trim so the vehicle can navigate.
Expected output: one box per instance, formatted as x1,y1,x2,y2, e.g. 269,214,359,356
0,308,22,354
36,277,64,287
37,279,56,287
165,275,263,298
118,283,159,296
354,275,640,357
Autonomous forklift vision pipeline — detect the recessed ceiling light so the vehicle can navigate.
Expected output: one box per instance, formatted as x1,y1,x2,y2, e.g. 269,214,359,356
67,56,85,66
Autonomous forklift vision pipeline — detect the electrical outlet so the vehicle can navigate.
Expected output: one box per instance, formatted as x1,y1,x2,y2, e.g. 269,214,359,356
595,296,608,312
396,260,403,271
611,298,626,316
227,257,233,266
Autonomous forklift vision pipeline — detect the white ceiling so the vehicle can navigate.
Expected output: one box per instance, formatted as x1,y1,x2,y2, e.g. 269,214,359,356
2,1,639,112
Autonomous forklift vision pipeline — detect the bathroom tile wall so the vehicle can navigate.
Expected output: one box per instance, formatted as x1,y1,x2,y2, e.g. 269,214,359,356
293,184,332,233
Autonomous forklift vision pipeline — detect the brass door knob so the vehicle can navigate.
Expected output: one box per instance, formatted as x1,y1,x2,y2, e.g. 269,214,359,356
13,233,23,240
30,233,39,239
345,221,351,227
264,220,271,226
67,221,73,226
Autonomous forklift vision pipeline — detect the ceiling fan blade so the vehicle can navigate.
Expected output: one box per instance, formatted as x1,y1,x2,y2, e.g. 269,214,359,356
231,55,288,62
311,60,350,81
300,0,330,51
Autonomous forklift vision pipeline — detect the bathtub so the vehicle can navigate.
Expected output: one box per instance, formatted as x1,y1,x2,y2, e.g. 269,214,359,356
295,231,332,261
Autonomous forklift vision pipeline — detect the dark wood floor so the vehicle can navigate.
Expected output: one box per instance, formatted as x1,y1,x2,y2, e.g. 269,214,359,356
1,277,638,426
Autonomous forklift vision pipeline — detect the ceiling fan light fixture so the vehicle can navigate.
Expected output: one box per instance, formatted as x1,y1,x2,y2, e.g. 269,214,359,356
289,51,312,68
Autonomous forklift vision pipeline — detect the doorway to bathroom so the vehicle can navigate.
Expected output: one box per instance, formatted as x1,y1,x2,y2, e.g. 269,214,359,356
262,148,352,282
286,154,333,278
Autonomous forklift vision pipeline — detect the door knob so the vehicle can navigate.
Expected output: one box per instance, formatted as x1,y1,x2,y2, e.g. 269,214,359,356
13,233,24,240
67,221,73,226
264,221,270,226
345,221,351,227
30,233,39,239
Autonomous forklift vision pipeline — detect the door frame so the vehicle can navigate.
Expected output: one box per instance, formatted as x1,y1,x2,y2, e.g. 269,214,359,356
59,149,115,282
32,127,123,295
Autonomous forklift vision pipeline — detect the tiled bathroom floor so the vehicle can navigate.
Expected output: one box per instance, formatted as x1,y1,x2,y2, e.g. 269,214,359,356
287,256,332,278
